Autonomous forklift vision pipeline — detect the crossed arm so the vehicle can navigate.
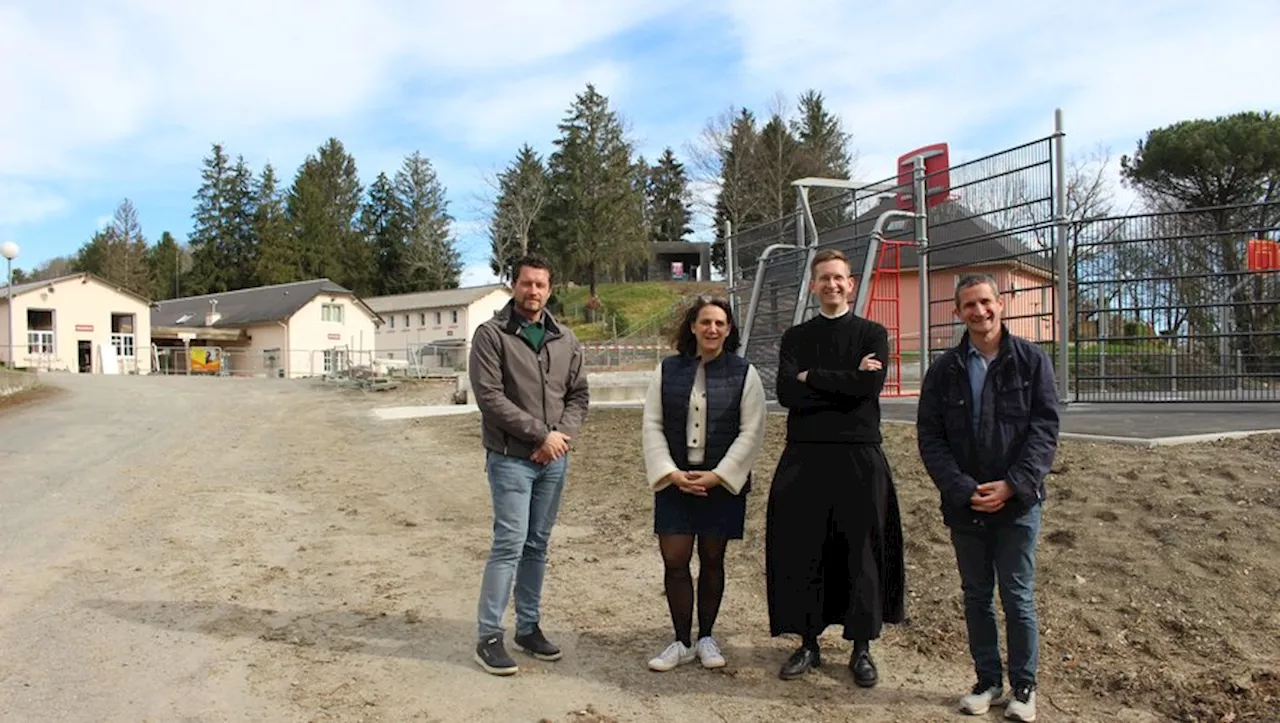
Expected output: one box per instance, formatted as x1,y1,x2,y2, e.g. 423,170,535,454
802,323,890,400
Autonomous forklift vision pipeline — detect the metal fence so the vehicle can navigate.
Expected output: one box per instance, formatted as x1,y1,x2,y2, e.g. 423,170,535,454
729,109,1280,403
730,114,1067,401
1072,202,1280,401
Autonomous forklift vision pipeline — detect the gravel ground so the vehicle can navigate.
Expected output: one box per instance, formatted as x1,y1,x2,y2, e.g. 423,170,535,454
0,374,1275,722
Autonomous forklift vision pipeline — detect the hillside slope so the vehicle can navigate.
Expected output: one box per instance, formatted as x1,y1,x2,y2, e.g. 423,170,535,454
553,281,727,341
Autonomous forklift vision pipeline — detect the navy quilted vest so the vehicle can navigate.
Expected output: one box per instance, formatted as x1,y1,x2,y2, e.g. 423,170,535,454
660,352,750,474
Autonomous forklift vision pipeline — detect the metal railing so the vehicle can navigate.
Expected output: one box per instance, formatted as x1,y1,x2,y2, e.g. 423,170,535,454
730,111,1069,401
1072,202,1280,401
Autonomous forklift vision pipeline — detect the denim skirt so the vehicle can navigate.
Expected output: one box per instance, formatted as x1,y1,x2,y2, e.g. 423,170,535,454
653,473,750,539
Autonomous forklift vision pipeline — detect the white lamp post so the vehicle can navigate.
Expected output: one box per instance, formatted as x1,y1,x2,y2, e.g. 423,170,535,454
1,241,19,368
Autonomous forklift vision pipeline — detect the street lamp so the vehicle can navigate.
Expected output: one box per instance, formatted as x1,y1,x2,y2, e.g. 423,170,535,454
1,241,19,368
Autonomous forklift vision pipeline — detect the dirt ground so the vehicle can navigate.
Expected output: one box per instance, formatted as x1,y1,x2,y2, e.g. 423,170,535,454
0,375,1275,722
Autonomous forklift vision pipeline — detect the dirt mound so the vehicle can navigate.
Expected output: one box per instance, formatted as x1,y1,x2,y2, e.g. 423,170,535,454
559,410,1280,721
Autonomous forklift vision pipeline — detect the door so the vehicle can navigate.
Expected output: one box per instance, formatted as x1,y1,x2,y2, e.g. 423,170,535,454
78,340,93,373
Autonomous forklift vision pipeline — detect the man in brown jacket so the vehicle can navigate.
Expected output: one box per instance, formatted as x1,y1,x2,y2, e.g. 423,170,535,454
469,253,590,676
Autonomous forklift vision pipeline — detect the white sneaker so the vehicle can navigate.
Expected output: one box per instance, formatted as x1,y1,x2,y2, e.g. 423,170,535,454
1005,685,1036,722
959,681,1006,715
647,641,696,672
695,636,725,668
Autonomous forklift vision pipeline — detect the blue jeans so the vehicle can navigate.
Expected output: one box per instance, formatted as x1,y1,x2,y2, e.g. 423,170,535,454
950,503,1042,687
476,450,568,640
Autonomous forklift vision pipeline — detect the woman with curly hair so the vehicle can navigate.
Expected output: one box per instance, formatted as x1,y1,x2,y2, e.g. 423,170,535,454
641,296,767,672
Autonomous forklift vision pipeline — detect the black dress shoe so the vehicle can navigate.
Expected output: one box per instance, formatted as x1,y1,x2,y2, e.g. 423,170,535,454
849,642,878,688
779,645,821,680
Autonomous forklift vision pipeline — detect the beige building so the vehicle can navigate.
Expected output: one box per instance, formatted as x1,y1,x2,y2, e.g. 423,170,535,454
150,279,381,378
0,272,153,374
365,284,510,370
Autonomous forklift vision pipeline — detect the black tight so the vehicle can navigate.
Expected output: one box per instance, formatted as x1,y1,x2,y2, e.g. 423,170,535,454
659,534,729,646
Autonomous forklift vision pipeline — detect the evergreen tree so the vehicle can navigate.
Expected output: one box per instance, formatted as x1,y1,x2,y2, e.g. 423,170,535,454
147,231,182,301
395,151,461,291
286,138,368,292
646,148,693,244
361,172,408,296
791,89,853,181
544,83,648,300
187,143,238,293
252,163,298,286
488,144,550,282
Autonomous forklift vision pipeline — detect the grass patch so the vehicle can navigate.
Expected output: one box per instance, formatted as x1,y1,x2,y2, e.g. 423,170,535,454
553,281,726,340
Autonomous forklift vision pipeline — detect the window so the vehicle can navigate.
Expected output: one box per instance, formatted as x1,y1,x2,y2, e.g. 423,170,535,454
418,312,426,326
434,311,441,325
403,314,409,328
388,315,394,329
323,349,347,373
26,309,54,355
27,331,54,355
451,309,459,324
110,313,136,358
322,303,343,323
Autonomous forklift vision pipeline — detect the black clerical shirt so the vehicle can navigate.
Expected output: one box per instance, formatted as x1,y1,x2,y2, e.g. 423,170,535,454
775,309,890,445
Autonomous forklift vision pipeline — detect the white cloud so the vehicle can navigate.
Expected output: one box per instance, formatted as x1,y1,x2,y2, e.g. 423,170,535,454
0,182,67,226
719,0,1280,184
0,0,681,180
459,263,499,288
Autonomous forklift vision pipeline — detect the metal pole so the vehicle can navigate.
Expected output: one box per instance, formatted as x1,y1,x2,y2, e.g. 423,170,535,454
740,243,803,351
724,219,735,314
1054,107,1070,401
5,258,12,367
792,186,817,326
913,155,930,379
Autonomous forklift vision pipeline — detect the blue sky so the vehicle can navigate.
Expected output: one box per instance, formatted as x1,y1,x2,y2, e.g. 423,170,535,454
2,0,1277,288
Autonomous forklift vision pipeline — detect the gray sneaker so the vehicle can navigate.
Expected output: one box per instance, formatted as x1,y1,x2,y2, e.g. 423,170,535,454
1005,682,1036,721
959,680,1005,715
474,633,518,676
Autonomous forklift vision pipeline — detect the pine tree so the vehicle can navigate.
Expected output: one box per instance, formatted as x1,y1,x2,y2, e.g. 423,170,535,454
395,151,461,291
252,163,298,286
147,231,182,301
792,90,853,181
187,143,237,294
361,172,408,296
646,148,693,244
545,83,648,301
488,144,549,282
286,138,367,292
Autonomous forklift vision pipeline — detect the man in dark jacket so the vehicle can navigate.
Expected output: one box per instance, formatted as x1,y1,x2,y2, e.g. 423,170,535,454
916,273,1059,722
468,254,590,676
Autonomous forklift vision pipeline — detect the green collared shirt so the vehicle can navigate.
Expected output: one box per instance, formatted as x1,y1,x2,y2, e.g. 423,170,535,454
518,316,546,351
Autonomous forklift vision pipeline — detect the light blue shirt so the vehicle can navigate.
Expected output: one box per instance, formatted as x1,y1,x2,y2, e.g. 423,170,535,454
965,343,992,430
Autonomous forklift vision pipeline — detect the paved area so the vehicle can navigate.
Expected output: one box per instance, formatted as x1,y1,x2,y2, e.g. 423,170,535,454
879,397,1280,444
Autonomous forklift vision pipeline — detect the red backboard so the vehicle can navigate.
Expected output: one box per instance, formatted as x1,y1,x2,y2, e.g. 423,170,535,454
895,143,951,211
1247,239,1280,271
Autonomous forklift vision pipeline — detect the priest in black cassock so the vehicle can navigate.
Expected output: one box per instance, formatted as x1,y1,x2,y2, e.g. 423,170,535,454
765,247,906,687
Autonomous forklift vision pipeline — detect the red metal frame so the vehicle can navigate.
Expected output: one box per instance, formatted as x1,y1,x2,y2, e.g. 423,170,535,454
863,239,914,397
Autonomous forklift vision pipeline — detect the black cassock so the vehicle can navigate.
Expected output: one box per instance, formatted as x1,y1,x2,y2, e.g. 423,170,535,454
765,310,906,642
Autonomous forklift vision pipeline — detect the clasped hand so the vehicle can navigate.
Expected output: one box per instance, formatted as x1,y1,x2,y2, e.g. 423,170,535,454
664,470,723,496
970,480,1013,513
530,431,571,465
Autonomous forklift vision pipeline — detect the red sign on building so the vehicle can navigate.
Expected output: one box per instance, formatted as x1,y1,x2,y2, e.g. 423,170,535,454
75,324,93,332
